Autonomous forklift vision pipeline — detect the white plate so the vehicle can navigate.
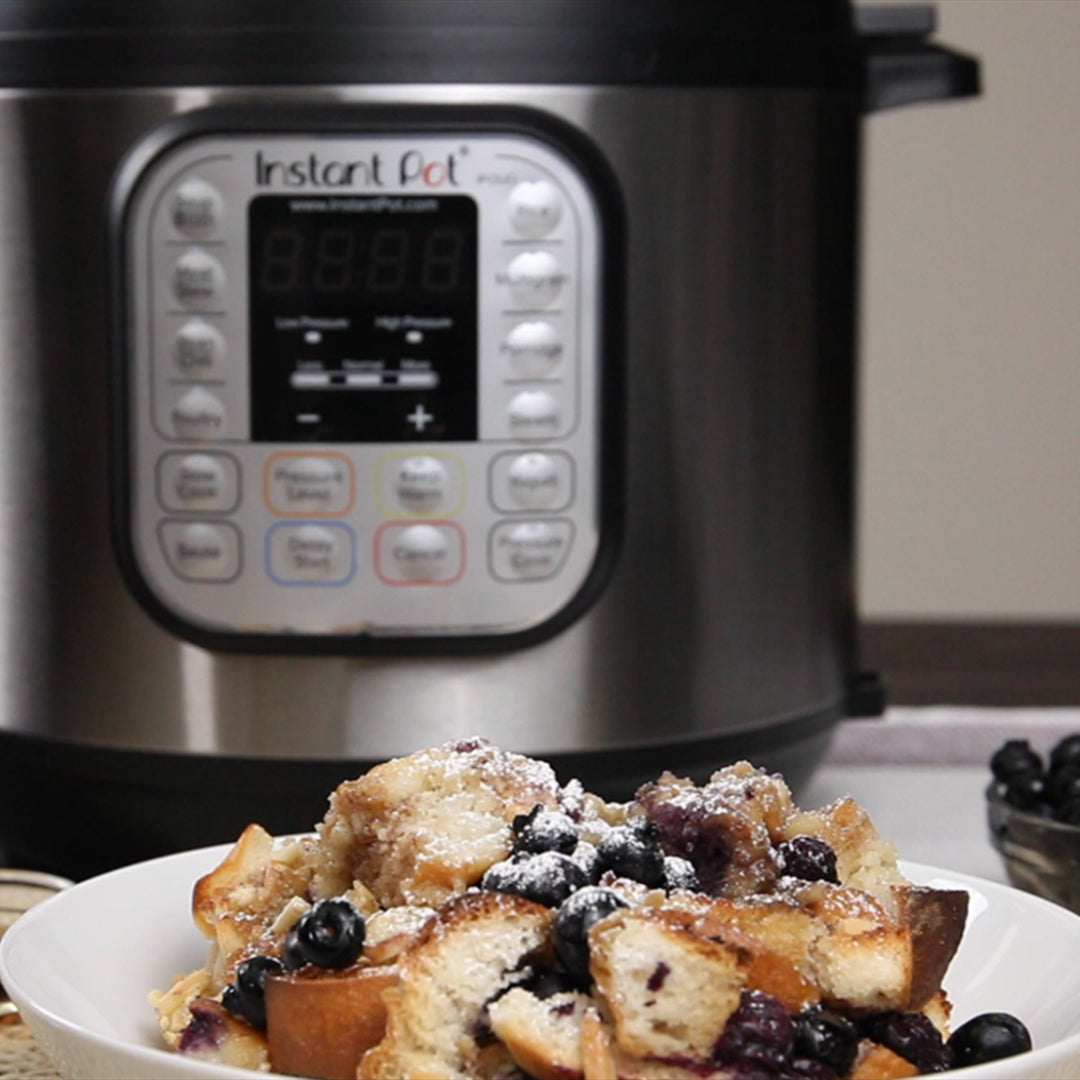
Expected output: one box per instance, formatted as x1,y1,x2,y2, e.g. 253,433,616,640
2,848,1080,1080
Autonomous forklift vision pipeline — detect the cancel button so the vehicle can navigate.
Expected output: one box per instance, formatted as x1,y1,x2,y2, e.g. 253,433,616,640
490,519,573,581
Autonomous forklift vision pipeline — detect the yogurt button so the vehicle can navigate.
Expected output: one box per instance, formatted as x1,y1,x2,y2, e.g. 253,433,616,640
170,387,227,440
508,453,561,509
392,524,452,581
175,320,226,378
173,248,226,310
508,390,561,440
162,521,239,581
508,180,563,238
395,456,448,513
171,178,225,238
501,321,563,378
503,251,566,309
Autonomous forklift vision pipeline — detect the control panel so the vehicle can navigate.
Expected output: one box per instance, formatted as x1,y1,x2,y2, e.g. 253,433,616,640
115,115,613,644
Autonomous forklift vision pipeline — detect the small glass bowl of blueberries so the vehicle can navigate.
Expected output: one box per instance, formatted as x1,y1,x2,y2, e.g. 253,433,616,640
988,733,1080,913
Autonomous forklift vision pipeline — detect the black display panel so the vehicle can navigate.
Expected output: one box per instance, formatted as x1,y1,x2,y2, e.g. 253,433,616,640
248,194,478,442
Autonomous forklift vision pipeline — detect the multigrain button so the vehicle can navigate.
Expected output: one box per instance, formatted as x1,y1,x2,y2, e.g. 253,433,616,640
502,251,566,309
508,180,563,238
160,521,240,581
395,455,449,513
501,321,564,378
266,453,353,516
490,520,573,581
175,320,227,378
158,452,238,512
268,523,354,584
170,387,227,440
171,178,225,238
508,390,561,440
173,248,226,310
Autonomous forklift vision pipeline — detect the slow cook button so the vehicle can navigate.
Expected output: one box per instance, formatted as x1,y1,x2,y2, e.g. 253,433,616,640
266,453,354,516
490,520,573,581
157,451,239,512
508,180,563,239
500,251,566,309
267,523,355,585
173,248,226,310
508,390,561,441
159,520,240,582
501,321,563,378
171,178,225,238
170,387,227,440
377,522,464,584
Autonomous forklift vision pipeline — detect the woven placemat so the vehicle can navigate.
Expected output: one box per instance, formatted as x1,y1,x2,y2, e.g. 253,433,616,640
0,1018,62,1080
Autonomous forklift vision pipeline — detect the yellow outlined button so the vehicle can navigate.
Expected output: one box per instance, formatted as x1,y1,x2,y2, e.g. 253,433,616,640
374,450,466,518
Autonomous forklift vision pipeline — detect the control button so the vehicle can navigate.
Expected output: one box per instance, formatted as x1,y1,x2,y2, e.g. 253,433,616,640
508,390,561,441
406,404,435,433
507,452,564,510
501,321,564,378
170,387,227,440
490,520,573,581
171,178,225,238
266,453,354,517
173,248,226,310
502,251,566,309
159,520,240,582
267,523,355,584
376,522,465,585
508,180,563,238
395,455,449,513
174,320,227,379
157,452,239,512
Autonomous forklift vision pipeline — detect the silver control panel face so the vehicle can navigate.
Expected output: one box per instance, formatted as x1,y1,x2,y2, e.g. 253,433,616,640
120,125,605,639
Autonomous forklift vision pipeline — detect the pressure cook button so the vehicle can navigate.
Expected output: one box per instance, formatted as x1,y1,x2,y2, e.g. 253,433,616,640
266,453,354,516
268,523,354,584
170,387,227,440
508,390,561,440
508,180,563,239
490,520,573,581
502,251,566,309
175,320,227,378
173,248,226,310
160,521,240,581
501,321,563,378
171,178,225,238
158,452,239,512
395,455,448,513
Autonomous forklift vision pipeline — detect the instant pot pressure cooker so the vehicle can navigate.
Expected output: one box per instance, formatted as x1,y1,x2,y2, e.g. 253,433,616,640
0,1,978,877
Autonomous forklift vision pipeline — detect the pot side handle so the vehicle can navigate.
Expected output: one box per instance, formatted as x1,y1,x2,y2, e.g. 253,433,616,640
856,3,981,113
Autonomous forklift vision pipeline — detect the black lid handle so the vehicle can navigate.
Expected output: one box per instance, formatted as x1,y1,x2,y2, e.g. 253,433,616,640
857,4,980,113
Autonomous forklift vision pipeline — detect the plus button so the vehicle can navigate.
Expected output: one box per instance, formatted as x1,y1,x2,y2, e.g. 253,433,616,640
407,404,434,433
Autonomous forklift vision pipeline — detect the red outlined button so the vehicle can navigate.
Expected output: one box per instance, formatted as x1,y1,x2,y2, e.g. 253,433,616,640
264,451,355,517
374,521,465,585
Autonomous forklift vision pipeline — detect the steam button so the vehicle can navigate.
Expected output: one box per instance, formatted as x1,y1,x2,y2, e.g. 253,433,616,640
508,180,563,238
508,390,561,441
170,387,227,440
173,248,226,310
501,321,563,378
160,521,240,581
175,320,226,378
171,178,225,238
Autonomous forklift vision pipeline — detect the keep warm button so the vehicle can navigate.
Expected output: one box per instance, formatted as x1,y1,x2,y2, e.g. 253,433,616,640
490,519,574,581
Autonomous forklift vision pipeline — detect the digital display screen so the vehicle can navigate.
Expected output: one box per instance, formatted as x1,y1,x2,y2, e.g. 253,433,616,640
248,194,478,443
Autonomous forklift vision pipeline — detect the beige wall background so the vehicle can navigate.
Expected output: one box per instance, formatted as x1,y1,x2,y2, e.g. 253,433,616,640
857,0,1080,620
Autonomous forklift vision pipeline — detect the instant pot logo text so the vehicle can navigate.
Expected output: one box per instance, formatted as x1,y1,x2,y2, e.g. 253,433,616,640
254,149,460,189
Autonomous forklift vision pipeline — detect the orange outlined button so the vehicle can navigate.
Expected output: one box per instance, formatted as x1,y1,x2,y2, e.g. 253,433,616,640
375,521,465,585
265,451,355,517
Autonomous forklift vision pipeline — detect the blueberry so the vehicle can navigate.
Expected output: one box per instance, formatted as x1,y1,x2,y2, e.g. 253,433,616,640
518,967,581,1000
776,836,839,885
792,1007,858,1075
1050,734,1080,774
990,740,1043,784
786,1059,838,1080
662,855,700,892
1003,771,1049,813
596,820,666,888
1058,794,1080,825
481,850,588,907
551,886,628,985
512,804,579,856
861,1011,951,1073
1045,766,1080,809
281,898,365,970
221,955,283,1029
947,1012,1032,1067
570,841,602,884
714,990,795,1070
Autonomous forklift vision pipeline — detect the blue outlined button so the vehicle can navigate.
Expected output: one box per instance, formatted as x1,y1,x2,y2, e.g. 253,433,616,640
266,522,356,586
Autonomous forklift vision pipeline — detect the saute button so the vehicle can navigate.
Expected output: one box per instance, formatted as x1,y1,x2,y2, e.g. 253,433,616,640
508,180,563,239
490,520,573,581
508,390,561,440
502,251,566,309
171,178,225,238
173,248,226,310
174,320,226,378
394,456,449,513
158,452,238,512
160,521,240,581
170,387,227,440
501,321,564,378
268,523,354,584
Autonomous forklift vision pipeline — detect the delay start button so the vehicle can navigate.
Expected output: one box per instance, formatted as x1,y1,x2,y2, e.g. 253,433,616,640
267,523,355,584
490,519,574,581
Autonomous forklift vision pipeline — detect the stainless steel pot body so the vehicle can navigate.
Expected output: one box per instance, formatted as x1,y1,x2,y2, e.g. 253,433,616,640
0,84,858,856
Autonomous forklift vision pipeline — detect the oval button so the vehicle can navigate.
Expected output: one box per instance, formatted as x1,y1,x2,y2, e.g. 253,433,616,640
507,453,562,510
508,180,563,239
175,320,227,379
392,524,452,581
171,178,225,238
501,321,564,378
160,521,240,581
170,387,227,440
508,390,561,441
395,456,448,513
173,248,226,310
502,251,566,309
